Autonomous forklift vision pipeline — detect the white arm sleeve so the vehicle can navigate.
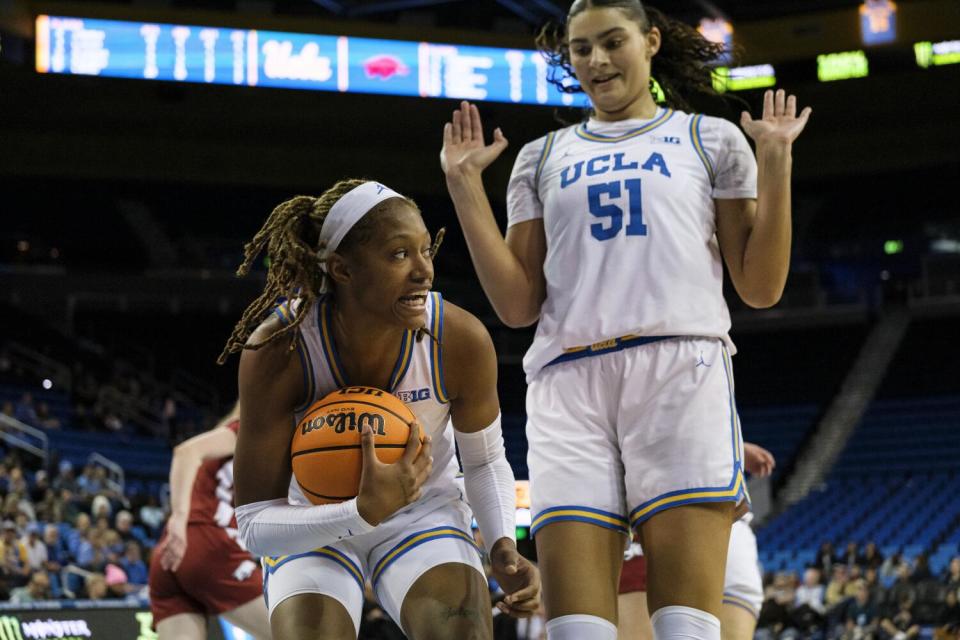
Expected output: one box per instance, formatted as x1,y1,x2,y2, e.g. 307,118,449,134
235,497,374,557
454,414,516,554
506,139,547,228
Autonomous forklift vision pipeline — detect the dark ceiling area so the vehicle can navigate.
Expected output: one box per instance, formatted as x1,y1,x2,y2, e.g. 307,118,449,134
75,0,867,32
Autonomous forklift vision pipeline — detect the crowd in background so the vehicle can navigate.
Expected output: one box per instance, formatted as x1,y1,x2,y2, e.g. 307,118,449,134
758,542,960,639
0,452,160,603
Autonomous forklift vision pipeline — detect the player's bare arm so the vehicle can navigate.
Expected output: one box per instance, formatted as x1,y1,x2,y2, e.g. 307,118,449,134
442,102,546,328
236,315,305,507
717,89,813,309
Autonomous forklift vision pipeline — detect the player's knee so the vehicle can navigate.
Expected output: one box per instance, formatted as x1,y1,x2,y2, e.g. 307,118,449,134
546,614,617,640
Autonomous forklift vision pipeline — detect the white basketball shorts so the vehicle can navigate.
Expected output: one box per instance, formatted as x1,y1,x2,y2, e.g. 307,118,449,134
261,494,484,635
527,337,746,535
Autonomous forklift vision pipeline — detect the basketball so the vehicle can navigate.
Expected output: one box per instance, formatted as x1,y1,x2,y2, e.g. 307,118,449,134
291,386,418,505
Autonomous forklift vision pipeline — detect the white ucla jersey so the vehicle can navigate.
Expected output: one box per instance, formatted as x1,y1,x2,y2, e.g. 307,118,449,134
507,107,757,381
274,292,460,509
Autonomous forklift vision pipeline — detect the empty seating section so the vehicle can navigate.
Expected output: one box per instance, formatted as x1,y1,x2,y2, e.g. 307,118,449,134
756,395,960,575
740,404,820,481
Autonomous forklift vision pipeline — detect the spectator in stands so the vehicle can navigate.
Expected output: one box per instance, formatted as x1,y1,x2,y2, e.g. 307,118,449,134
137,495,164,536
842,580,877,640
91,494,111,520
67,512,91,553
103,530,124,563
910,554,933,583
0,519,30,587
119,540,147,587
843,542,866,569
35,402,60,430
889,564,918,606
77,463,102,497
864,567,883,604
879,596,920,640
114,510,136,544
53,460,78,494
863,543,884,571
796,567,826,614
14,392,38,427
882,553,905,584
756,573,797,640
42,524,68,574
84,572,108,600
9,570,51,604
22,523,47,571
818,542,839,576
54,488,80,524
29,469,49,503
104,563,130,597
827,564,852,608
937,588,960,636
945,558,960,590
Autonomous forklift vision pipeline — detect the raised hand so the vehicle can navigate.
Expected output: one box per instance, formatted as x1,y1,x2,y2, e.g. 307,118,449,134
741,89,812,145
441,101,509,180
158,514,188,571
356,422,432,526
489,538,542,618
743,442,776,478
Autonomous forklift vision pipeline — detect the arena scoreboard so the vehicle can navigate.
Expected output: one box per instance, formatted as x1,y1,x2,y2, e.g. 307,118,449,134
34,14,589,108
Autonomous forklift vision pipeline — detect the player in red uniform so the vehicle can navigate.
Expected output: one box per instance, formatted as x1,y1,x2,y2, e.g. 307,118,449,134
149,404,271,639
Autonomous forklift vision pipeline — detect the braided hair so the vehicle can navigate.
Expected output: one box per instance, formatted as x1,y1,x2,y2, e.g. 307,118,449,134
218,179,443,364
535,0,737,114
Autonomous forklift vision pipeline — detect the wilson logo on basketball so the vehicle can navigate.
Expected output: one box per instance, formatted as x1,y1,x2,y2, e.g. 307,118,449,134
301,411,387,436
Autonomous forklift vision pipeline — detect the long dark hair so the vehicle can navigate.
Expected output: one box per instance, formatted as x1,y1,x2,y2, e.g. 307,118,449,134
536,0,739,114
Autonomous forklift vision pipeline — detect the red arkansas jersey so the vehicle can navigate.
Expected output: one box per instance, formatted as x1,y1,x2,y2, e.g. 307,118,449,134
187,420,239,529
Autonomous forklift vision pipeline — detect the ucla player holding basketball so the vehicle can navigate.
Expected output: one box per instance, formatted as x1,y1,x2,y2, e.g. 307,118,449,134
440,1,811,638
219,180,540,639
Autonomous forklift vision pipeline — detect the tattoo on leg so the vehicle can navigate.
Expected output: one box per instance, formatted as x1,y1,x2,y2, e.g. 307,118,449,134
441,606,479,622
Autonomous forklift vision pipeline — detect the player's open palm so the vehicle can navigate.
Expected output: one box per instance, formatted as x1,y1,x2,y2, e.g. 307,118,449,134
441,100,508,179
356,422,432,526
741,89,812,145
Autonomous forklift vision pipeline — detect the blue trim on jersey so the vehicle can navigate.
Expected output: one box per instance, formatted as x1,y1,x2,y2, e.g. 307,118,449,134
429,292,450,403
575,108,674,143
689,114,716,185
534,131,556,184
371,525,480,588
387,330,415,392
262,547,364,592
531,505,629,536
318,298,348,387
320,296,414,392
293,333,315,414
723,593,760,617
272,302,314,413
545,335,677,368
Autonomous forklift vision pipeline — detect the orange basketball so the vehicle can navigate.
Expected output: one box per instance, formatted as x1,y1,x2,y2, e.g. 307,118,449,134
291,386,417,505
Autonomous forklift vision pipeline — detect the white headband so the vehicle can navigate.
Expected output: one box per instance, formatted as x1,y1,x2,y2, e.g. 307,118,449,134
319,181,404,268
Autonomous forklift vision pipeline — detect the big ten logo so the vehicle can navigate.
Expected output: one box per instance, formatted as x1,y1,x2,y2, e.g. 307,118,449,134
394,388,430,403
301,411,386,436
135,612,158,640
338,387,384,397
